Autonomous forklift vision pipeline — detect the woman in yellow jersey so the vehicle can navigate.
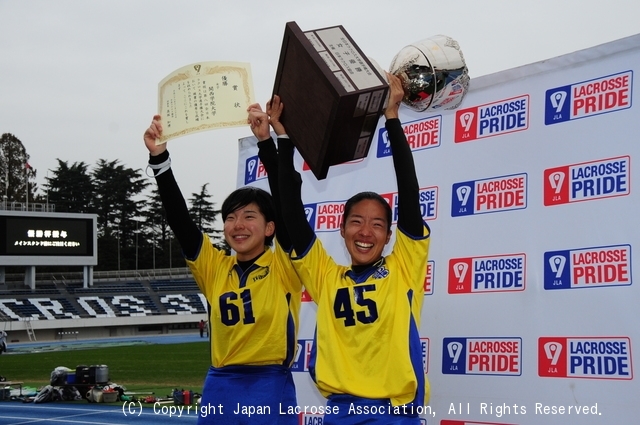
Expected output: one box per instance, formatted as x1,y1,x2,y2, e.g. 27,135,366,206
274,74,431,424
143,113,302,425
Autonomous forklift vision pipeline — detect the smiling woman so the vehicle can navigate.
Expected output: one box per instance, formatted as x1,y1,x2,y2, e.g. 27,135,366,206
273,75,431,424
143,114,303,425
221,193,275,262
339,196,392,266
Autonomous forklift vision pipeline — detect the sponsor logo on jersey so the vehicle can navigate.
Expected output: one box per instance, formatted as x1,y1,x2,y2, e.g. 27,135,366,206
451,173,527,217
306,187,437,232
543,156,630,206
448,253,526,294
543,244,631,290
244,155,267,184
442,337,522,376
454,95,529,143
538,337,633,379
424,260,434,296
291,339,314,372
377,116,442,157
545,70,633,125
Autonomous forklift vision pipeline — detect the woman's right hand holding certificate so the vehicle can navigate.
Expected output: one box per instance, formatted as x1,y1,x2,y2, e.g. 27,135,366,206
144,114,167,157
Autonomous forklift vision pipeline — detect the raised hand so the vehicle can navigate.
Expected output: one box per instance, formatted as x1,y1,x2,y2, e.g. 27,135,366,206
143,114,167,156
247,103,271,140
267,95,286,136
384,73,405,119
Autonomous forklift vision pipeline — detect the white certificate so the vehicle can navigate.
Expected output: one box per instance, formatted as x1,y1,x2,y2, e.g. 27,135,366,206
157,61,255,144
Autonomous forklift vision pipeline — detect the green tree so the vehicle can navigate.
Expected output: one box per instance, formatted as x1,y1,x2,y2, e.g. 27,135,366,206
0,133,37,206
189,183,226,253
92,159,149,270
140,186,180,269
189,183,224,249
143,187,170,245
44,159,94,213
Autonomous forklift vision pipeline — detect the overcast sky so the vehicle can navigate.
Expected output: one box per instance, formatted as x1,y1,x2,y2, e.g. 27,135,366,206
1,0,639,208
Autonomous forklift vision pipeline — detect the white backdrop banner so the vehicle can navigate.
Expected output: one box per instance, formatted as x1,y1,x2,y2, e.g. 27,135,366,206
236,33,640,424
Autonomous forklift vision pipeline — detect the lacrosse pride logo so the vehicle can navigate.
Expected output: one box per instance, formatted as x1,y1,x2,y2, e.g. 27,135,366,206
456,185,472,208
454,95,529,143
449,254,525,294
547,254,567,285
547,170,565,196
549,90,567,114
545,70,633,125
544,244,631,290
538,339,566,377
424,260,435,295
305,188,437,233
544,340,563,367
442,337,522,376
244,155,267,184
291,339,314,372
458,111,474,134
383,188,438,223
452,173,527,217
443,339,465,374
421,337,430,374
376,116,442,157
298,413,324,424
305,201,345,232
450,261,468,291
451,184,473,216
543,156,629,206
539,337,633,379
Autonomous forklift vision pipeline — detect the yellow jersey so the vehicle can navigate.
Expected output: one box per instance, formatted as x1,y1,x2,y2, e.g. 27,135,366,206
291,226,430,406
188,237,302,368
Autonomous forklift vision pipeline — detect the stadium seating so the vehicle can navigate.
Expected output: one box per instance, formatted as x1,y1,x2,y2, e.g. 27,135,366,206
0,278,206,321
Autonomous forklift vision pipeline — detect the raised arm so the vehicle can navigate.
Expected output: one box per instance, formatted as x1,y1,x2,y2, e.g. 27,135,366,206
143,115,202,259
384,74,424,237
247,97,292,251
274,119,315,256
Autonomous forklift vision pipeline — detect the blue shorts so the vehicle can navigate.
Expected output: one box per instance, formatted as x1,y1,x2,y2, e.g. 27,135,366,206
323,395,422,425
197,364,297,425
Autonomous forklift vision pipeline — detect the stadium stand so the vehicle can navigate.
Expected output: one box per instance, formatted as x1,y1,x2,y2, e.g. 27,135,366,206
0,267,208,342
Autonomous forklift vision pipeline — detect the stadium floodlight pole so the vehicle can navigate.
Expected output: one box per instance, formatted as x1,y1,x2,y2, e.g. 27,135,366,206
117,224,120,272
135,219,138,271
25,166,28,211
152,227,155,271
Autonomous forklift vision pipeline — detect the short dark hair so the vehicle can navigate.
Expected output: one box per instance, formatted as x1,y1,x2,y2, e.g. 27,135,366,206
342,191,392,232
221,187,276,246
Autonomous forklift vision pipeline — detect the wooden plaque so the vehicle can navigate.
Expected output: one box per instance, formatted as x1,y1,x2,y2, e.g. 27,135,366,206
272,22,389,180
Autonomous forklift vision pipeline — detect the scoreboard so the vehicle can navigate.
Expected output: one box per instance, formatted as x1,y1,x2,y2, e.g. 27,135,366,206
0,211,97,266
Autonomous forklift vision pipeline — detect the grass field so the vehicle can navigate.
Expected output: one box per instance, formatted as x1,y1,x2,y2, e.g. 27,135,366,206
0,341,211,398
